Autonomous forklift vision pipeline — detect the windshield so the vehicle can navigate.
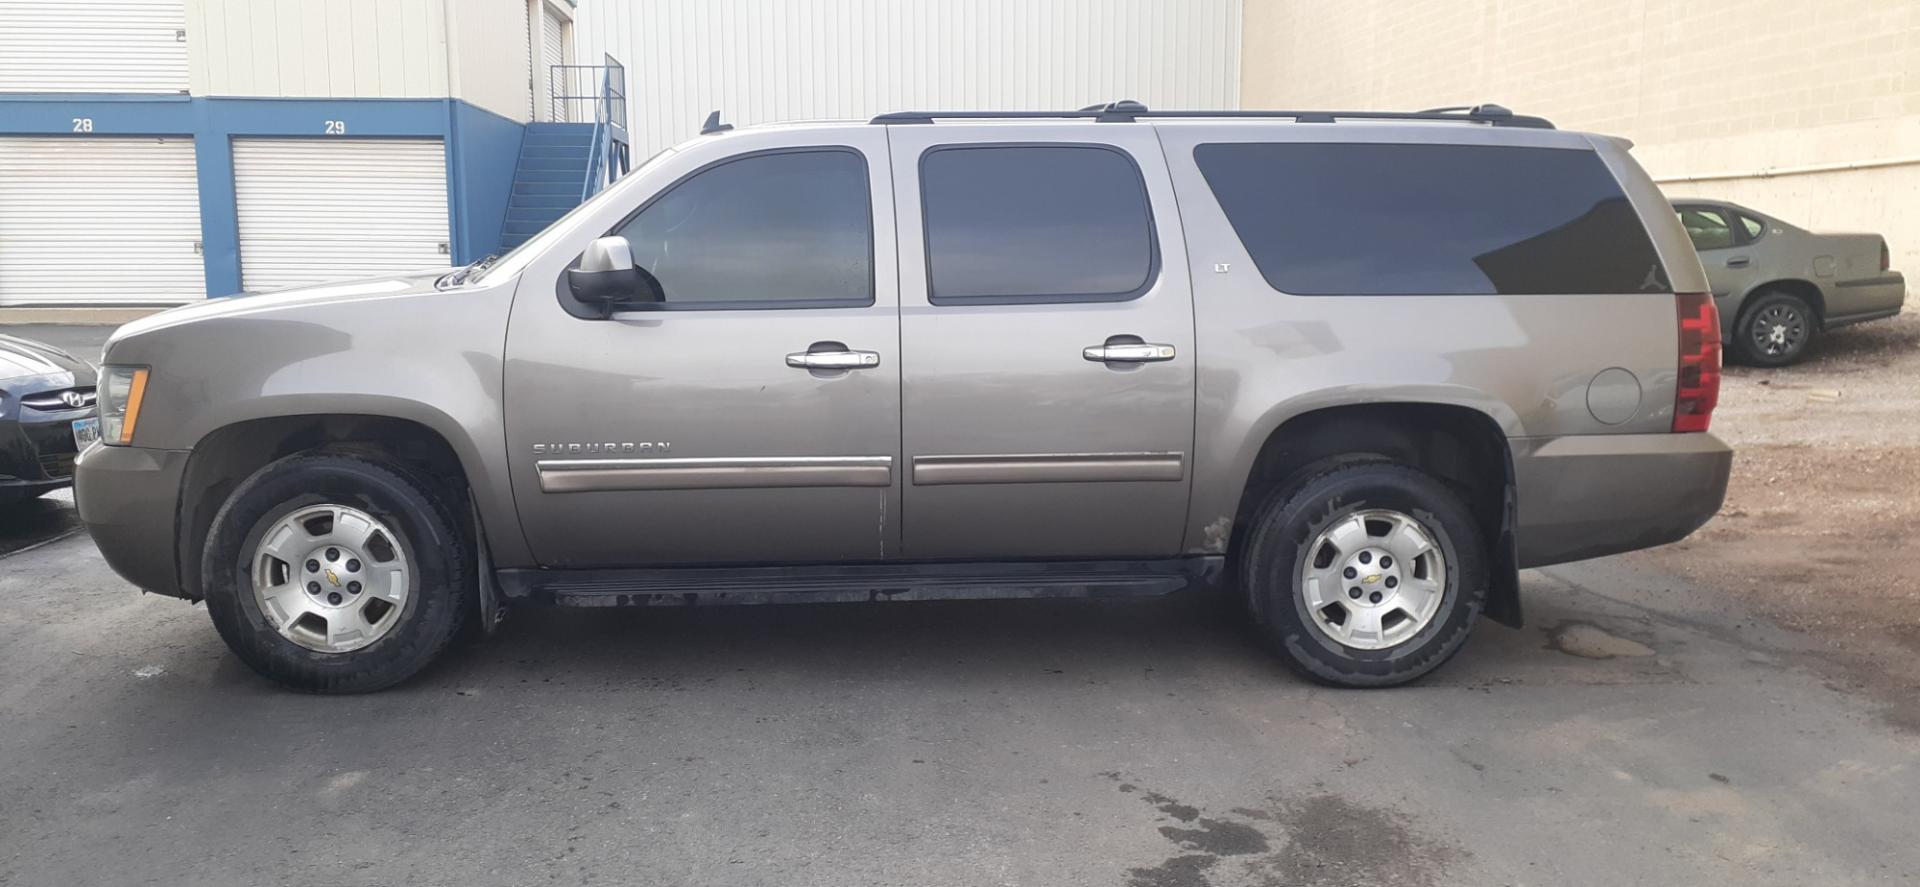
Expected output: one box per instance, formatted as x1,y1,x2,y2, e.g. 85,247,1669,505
467,146,679,285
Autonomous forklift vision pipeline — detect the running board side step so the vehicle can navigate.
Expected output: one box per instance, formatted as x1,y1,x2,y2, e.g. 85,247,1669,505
495,557,1226,608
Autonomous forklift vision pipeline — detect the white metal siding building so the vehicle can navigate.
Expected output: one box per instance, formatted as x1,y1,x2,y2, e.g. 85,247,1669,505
0,0,190,94
576,0,1244,155
0,0,567,305
2,0,1246,305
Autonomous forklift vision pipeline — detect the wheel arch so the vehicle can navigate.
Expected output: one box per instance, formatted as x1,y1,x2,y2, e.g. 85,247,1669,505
1737,278,1826,328
177,411,494,603
1220,400,1522,627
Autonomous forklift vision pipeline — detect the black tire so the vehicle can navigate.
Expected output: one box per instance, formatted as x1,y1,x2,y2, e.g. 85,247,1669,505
1241,461,1487,687
202,452,471,693
1732,290,1816,367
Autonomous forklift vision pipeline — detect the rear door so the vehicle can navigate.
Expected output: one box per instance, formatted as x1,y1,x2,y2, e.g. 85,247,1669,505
887,125,1196,560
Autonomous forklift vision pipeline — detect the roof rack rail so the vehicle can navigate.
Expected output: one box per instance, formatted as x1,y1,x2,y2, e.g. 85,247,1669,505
870,101,1555,129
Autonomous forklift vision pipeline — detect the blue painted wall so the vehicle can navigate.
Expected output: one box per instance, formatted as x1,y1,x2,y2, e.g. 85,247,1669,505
447,101,527,264
0,95,524,296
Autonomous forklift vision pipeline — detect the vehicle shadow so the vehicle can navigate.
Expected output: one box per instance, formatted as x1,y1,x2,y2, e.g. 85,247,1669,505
0,490,81,557
1752,309,1918,371
429,588,1286,689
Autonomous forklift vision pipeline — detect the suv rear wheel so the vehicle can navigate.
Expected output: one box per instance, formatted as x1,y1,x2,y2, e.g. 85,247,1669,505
1241,461,1487,687
1733,289,1816,367
202,453,471,693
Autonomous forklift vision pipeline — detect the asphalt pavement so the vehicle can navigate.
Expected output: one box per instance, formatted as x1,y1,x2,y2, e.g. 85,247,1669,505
1,520,1915,886
2,323,110,364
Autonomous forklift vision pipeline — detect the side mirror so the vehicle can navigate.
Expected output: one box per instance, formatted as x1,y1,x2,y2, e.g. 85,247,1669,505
567,236,664,307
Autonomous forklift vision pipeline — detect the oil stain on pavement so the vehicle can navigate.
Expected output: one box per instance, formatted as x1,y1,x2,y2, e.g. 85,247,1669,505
1547,621,1657,659
1105,773,1461,887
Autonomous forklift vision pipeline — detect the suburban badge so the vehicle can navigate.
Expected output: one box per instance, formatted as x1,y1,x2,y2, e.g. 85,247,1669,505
532,441,670,456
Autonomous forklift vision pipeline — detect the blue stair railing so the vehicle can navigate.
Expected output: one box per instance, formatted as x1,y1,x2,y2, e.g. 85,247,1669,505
547,55,629,202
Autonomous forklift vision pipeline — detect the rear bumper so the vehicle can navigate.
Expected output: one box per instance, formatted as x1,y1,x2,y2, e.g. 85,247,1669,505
1827,272,1905,328
1512,432,1732,568
74,442,190,598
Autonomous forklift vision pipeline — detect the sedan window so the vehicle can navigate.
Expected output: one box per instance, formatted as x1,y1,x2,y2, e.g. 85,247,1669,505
1677,207,1735,251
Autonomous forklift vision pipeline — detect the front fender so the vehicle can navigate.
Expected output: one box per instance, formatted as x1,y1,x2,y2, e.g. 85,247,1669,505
100,279,529,566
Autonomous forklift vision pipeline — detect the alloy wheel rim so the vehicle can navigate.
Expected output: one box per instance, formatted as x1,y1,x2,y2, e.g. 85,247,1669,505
251,504,410,653
1751,303,1807,357
1299,509,1447,651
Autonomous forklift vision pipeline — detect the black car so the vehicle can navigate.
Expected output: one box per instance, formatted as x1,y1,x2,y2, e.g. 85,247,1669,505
0,333,99,503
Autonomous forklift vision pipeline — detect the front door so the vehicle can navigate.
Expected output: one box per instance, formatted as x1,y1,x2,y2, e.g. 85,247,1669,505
504,131,900,567
1676,204,1756,300
888,126,1197,560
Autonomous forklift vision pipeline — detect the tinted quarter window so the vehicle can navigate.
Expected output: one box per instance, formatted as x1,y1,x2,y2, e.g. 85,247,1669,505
1677,207,1736,250
1738,213,1766,241
613,149,872,306
1194,143,1670,296
921,145,1155,303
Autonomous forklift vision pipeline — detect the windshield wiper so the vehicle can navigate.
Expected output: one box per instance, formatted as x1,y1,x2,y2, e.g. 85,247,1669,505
440,253,500,288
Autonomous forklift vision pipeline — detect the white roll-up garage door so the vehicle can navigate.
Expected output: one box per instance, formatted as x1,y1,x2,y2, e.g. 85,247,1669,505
232,139,451,293
0,0,190,94
542,4,569,120
0,137,205,306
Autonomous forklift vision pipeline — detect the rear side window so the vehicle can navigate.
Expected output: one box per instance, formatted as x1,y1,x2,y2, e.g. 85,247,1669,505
1677,206,1735,251
1194,142,1670,296
920,145,1156,303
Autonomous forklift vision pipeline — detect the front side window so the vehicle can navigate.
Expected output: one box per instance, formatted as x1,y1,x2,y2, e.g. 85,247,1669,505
920,145,1156,303
1195,142,1671,295
1677,207,1736,251
612,149,872,307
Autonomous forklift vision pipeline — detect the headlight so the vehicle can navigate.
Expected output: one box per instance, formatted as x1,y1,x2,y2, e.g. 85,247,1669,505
98,366,150,446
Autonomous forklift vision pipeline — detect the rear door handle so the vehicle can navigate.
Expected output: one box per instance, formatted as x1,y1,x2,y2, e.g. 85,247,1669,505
1083,342,1176,363
786,347,881,370
1725,256,1751,268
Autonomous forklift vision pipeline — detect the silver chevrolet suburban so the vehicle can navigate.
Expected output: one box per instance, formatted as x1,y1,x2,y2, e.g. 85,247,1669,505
76,102,1733,692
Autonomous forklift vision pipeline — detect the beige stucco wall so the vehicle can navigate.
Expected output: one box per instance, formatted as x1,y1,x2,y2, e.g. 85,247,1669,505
186,0,533,122
1242,0,1920,281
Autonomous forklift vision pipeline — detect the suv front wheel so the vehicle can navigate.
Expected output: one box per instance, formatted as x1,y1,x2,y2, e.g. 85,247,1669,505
202,453,471,693
1241,461,1487,687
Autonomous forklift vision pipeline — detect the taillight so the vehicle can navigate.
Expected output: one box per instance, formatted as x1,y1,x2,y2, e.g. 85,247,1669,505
1674,292,1720,432
1882,240,1891,272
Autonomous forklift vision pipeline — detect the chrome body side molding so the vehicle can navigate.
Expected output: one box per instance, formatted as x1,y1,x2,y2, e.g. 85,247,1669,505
537,456,894,492
910,452,1185,486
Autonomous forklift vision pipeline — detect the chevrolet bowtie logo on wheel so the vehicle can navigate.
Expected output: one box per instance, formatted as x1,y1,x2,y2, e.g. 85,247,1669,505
324,569,342,588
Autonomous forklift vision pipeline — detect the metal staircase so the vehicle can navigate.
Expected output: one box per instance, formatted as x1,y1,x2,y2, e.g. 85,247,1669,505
500,123,595,249
500,56,629,251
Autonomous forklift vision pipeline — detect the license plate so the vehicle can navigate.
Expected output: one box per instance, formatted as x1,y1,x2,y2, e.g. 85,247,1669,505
72,416,100,449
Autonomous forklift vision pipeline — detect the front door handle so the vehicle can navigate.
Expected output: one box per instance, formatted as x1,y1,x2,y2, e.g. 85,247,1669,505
1726,256,1751,268
1083,342,1176,363
786,347,881,370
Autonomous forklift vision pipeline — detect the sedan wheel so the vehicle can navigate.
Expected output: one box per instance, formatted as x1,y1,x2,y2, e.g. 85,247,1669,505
1734,291,1816,367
